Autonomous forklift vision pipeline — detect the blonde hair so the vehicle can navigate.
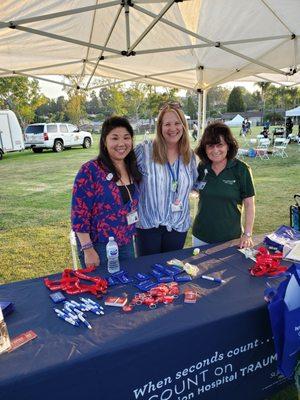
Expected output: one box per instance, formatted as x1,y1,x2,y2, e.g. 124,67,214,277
152,106,191,165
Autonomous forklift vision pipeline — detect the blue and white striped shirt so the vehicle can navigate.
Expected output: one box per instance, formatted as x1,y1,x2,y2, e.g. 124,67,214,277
135,141,198,232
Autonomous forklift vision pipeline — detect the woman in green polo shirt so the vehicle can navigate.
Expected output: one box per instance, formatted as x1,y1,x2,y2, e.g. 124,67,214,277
192,122,255,248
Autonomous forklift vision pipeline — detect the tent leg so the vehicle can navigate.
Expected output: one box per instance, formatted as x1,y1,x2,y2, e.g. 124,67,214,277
197,89,202,140
201,89,207,135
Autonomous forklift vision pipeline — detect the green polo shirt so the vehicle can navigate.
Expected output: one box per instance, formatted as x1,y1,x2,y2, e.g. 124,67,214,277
192,159,255,243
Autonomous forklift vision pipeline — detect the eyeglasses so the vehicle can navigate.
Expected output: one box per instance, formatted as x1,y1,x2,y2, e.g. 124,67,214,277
159,101,182,111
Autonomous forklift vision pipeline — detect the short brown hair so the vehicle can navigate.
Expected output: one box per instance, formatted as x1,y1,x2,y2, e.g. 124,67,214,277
153,106,191,165
195,122,238,163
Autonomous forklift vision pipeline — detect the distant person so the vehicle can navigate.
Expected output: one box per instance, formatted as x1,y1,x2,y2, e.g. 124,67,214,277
193,122,255,249
260,127,269,139
286,117,293,135
264,120,270,130
192,122,198,141
71,116,142,268
246,118,251,134
241,119,247,136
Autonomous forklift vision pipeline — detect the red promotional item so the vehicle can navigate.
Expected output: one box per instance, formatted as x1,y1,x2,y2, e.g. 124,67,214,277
249,247,287,277
124,282,180,312
44,265,108,297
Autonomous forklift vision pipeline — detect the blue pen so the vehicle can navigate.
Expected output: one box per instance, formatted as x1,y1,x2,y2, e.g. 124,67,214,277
88,307,104,316
80,298,104,314
80,297,104,310
54,309,79,326
77,312,92,329
69,300,90,312
63,304,79,319
201,275,225,284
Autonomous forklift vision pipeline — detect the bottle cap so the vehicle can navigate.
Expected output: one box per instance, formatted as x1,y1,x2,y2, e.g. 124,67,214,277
109,236,114,241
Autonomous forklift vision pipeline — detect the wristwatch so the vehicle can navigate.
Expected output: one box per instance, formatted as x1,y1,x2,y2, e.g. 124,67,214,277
243,232,252,238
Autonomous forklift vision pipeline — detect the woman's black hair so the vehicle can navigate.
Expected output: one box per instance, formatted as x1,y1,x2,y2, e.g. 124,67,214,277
97,116,142,183
195,122,238,163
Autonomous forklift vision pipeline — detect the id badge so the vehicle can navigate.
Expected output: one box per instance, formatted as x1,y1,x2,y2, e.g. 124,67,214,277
196,181,207,190
126,210,139,225
171,199,183,213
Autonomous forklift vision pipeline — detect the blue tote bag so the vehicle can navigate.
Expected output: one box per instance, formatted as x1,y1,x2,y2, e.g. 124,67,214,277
268,263,300,378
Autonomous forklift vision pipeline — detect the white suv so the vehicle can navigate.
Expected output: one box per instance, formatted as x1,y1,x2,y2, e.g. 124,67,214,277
25,123,93,153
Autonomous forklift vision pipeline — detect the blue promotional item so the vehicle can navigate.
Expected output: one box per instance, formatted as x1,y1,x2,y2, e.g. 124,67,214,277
264,225,300,251
290,194,300,231
267,263,300,377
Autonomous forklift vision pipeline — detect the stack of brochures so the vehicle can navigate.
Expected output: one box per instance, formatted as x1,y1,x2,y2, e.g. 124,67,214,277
283,242,300,263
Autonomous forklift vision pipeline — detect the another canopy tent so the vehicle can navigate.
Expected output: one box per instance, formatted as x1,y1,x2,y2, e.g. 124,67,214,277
0,0,299,92
226,114,244,126
286,106,300,117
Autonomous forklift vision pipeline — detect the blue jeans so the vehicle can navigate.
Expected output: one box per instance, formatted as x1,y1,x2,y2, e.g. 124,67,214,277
77,239,135,269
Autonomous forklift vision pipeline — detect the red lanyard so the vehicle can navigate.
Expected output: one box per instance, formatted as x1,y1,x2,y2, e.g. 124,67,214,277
249,247,287,277
44,265,108,297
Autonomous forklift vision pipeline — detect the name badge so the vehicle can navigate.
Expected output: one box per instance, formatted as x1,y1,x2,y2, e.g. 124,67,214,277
126,210,139,225
171,181,178,192
171,199,183,213
195,181,207,190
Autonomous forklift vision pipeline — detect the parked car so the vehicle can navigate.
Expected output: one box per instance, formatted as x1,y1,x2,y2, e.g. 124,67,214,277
24,123,93,153
0,110,25,160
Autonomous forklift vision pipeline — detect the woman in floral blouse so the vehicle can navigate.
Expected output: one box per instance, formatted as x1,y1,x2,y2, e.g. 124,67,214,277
71,116,141,268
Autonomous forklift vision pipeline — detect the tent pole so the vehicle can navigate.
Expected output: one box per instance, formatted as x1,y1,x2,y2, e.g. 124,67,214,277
201,89,207,135
197,89,202,140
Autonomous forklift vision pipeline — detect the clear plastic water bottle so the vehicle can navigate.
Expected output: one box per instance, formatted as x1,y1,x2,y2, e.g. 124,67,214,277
0,307,11,354
106,236,120,274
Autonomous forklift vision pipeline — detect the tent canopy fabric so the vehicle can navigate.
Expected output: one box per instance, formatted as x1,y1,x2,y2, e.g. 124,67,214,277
0,0,299,91
226,114,244,126
286,106,300,117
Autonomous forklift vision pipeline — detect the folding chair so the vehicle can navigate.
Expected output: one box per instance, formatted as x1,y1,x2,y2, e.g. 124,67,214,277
272,138,290,158
256,138,270,160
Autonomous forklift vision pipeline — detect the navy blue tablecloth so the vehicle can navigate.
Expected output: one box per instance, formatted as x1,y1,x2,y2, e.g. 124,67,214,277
0,238,290,400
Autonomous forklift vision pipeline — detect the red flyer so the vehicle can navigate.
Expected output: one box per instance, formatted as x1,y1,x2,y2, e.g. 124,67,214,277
8,330,37,352
104,297,127,307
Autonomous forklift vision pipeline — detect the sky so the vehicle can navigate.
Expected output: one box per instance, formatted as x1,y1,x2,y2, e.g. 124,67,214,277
38,77,257,99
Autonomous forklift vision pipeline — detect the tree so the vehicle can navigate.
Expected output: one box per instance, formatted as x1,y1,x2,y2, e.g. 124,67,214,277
125,83,146,127
106,85,126,116
63,76,87,125
184,96,197,119
86,91,100,115
0,77,46,127
65,93,86,125
227,87,245,112
255,82,271,122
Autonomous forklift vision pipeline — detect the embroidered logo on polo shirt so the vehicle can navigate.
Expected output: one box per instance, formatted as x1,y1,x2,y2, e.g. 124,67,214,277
222,179,236,185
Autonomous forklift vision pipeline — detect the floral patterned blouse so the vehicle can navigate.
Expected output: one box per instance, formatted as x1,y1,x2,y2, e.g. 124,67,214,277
71,160,139,246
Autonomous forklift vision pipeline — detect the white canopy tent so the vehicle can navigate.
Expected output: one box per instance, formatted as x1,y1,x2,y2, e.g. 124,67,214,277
0,0,300,132
226,114,244,126
286,106,300,117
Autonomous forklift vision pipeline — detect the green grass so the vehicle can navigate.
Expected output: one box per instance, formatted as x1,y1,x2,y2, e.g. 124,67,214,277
0,128,299,399
0,128,299,283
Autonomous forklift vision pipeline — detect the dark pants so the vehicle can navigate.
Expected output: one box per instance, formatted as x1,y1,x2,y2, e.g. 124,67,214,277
136,226,187,256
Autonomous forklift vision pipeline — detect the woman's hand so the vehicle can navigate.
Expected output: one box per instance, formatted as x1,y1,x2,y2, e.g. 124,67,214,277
239,235,253,249
83,247,100,267
189,190,199,199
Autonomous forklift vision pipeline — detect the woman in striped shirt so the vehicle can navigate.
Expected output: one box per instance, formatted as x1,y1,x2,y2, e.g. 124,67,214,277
135,102,198,256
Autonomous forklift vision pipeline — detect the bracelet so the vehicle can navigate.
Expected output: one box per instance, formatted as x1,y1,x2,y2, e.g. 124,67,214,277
81,241,94,251
242,232,252,238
